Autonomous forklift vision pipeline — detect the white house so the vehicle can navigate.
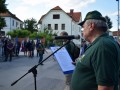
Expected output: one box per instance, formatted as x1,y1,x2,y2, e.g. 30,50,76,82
0,10,23,35
38,6,82,44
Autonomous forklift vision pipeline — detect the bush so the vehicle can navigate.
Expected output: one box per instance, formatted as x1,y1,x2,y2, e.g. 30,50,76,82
7,29,31,38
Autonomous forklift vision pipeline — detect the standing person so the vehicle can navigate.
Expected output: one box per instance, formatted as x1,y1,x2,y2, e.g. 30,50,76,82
4,39,14,62
1,37,4,56
27,40,32,57
31,39,35,57
11,39,16,56
15,41,21,56
38,37,46,65
0,38,3,57
71,10,120,90
21,40,25,56
60,31,75,90
3,38,8,58
24,40,28,56
36,39,40,57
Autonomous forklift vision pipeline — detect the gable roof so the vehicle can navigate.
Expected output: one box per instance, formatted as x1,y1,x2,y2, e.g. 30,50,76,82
51,6,63,10
67,12,81,22
0,10,23,22
38,6,81,23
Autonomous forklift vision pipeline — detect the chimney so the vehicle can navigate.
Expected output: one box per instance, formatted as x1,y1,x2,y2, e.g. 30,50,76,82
70,9,74,15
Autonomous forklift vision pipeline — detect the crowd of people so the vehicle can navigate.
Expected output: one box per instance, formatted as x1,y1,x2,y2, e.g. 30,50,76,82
0,37,20,62
0,37,46,64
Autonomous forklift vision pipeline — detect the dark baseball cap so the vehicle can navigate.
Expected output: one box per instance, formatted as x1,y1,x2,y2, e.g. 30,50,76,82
79,10,106,26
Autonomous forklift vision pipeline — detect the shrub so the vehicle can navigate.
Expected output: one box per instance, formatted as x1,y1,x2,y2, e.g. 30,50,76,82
7,29,31,38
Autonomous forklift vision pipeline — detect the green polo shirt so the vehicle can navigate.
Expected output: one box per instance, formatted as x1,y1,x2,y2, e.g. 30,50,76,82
71,33,120,90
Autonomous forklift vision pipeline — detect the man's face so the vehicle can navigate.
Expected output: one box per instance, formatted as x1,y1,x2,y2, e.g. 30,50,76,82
82,21,91,41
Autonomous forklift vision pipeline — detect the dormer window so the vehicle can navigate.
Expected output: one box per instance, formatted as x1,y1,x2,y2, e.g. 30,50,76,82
53,14,60,19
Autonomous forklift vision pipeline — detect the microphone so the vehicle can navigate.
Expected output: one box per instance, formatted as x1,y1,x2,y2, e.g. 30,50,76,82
52,35,80,40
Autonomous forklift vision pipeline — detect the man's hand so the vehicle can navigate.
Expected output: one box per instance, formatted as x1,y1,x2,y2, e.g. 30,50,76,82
72,62,76,65
98,85,114,90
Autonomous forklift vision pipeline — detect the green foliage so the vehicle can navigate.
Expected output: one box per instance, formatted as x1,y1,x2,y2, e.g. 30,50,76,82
24,18,38,33
6,27,61,47
29,32,37,39
7,29,31,38
0,0,7,32
39,28,54,40
0,0,8,13
7,31,16,38
0,17,6,31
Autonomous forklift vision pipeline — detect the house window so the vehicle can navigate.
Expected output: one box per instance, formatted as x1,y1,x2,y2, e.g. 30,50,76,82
20,24,23,28
53,14,60,19
48,24,51,30
54,24,58,30
12,20,14,26
16,22,18,27
61,24,65,30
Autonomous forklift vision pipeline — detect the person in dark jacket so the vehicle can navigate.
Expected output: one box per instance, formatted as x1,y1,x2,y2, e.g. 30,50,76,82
15,41,21,56
4,39,14,62
38,37,46,65
36,39,40,57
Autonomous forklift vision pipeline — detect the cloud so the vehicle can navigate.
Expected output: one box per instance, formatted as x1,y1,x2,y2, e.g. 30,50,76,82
21,0,51,6
110,11,119,16
21,0,96,10
7,0,96,21
45,0,96,12
12,6,31,21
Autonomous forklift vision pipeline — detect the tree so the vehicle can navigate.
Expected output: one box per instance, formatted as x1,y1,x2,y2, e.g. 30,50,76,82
0,0,8,35
0,17,6,31
0,0,8,13
105,16,112,30
24,18,38,33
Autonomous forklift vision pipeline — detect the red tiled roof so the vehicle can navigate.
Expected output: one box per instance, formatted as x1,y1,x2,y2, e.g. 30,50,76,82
51,6,63,10
67,12,81,22
38,6,81,23
112,31,120,36
0,10,23,22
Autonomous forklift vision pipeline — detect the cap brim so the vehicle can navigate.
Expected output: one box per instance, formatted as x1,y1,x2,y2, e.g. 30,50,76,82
78,21,85,26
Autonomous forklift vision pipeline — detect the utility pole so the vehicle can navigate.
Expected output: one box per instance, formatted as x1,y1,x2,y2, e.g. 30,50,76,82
116,0,119,39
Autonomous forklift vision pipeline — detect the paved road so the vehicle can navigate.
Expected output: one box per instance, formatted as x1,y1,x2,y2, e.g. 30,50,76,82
0,49,65,90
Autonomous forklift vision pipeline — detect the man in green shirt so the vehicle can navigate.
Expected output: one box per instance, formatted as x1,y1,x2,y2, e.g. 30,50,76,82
71,10,120,90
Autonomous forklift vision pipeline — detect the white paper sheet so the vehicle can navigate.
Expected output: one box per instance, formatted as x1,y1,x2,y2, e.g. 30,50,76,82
51,46,75,74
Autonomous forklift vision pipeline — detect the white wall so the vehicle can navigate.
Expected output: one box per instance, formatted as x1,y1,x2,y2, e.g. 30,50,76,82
40,10,82,45
2,17,23,35
41,11,72,35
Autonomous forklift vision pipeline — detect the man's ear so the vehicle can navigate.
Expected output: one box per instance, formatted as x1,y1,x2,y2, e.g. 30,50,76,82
89,22,95,31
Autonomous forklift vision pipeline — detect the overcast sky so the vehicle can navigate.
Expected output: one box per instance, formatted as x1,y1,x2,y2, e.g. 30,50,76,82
6,0,119,31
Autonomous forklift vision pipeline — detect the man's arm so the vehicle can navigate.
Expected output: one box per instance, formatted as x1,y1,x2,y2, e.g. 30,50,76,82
98,85,114,90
